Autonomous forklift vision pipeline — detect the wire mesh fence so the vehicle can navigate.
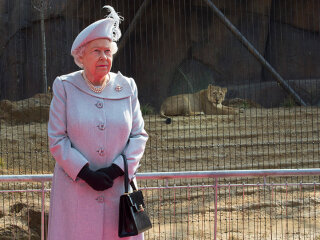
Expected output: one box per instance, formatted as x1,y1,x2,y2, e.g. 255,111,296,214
2,171,320,240
0,0,320,239
1,0,319,175
145,180,320,240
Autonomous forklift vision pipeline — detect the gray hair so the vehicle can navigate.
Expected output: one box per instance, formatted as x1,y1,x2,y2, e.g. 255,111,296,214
71,40,118,69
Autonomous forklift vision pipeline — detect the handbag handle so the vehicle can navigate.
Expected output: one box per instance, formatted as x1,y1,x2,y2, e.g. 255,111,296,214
121,154,137,193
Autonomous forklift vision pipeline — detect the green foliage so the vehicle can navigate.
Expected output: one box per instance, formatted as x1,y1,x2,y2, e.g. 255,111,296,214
141,103,154,115
240,101,250,109
281,96,296,108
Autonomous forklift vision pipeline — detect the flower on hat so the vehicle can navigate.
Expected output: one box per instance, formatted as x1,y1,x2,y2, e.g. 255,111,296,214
103,5,123,42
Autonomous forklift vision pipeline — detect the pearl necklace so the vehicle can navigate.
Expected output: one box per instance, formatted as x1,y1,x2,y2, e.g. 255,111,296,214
82,72,110,93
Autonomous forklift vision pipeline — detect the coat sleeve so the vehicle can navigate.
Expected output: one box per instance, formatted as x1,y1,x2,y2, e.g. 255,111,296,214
48,77,88,181
113,78,148,180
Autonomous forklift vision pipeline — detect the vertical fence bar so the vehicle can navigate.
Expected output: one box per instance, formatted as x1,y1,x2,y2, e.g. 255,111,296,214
41,181,45,240
158,185,161,238
187,184,190,238
285,181,288,240
270,182,274,240
299,181,302,239
173,184,176,240
11,192,17,239
228,182,231,239
214,177,218,240
201,183,204,239
314,182,316,240
242,182,245,240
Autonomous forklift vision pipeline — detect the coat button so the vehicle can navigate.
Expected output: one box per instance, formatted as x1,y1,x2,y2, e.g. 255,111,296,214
96,195,104,203
97,148,104,156
95,101,103,108
97,123,105,130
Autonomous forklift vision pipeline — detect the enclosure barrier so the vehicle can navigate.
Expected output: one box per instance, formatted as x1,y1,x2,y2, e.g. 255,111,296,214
203,0,307,106
1,169,320,240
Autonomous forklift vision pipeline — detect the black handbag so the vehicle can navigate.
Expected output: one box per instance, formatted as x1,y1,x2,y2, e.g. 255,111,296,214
118,154,152,238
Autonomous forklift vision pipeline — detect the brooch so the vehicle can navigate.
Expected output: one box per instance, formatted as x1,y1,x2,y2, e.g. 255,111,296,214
115,85,123,92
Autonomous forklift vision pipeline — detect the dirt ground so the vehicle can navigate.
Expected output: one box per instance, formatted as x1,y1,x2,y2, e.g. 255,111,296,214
1,95,320,239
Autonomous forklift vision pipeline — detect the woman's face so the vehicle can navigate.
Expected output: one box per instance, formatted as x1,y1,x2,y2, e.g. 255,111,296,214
80,38,113,82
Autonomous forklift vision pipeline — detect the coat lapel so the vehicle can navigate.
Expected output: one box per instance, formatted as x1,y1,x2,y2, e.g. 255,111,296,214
60,70,133,99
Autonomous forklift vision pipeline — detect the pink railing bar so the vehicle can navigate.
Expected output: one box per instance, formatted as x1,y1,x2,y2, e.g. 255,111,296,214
1,169,320,240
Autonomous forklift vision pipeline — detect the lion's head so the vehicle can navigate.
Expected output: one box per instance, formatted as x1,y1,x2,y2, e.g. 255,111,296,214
207,84,227,104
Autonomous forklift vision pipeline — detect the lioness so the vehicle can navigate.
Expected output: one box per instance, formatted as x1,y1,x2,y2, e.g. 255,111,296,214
160,84,237,117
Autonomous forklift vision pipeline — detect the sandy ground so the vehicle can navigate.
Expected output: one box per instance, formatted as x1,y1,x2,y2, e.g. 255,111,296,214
1,95,320,239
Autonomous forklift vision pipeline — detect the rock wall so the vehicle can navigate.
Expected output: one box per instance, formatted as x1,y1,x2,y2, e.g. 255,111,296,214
0,0,319,108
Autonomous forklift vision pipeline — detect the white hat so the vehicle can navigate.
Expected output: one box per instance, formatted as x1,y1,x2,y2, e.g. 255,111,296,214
71,5,122,55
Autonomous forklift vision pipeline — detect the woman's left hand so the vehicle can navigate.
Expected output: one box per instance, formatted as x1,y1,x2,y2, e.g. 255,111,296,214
97,163,124,180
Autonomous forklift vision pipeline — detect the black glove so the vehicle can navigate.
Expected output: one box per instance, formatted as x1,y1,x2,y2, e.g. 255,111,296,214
97,163,124,180
77,164,113,191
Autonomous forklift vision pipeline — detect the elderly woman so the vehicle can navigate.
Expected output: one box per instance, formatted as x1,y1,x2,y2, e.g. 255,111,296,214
47,6,148,240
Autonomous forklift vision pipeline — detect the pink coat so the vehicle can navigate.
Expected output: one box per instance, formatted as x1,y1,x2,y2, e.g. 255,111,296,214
47,70,148,240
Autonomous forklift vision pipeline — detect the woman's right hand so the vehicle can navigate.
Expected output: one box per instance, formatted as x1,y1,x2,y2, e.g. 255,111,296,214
77,165,113,191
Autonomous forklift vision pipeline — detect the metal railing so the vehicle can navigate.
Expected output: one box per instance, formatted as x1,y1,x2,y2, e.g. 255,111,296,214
1,169,320,240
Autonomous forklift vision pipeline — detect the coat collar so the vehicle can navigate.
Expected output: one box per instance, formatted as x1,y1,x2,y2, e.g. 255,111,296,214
60,71,133,99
